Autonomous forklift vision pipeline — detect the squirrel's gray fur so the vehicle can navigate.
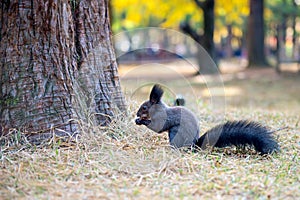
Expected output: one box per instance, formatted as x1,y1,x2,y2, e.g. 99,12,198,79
135,84,280,154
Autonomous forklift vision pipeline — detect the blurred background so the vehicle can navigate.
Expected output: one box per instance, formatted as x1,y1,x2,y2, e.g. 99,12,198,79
109,0,300,116
110,0,300,74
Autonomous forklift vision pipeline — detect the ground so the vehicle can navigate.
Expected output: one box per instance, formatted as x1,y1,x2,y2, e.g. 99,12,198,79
0,60,299,199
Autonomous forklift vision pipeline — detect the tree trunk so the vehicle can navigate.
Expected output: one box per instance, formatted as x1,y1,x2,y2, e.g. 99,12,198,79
180,0,216,74
74,0,125,126
292,0,297,59
201,0,216,63
0,0,125,140
247,0,268,67
225,24,233,58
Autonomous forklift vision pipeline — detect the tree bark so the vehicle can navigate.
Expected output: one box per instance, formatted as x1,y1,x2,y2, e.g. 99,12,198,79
247,0,268,67
0,0,125,140
74,0,125,126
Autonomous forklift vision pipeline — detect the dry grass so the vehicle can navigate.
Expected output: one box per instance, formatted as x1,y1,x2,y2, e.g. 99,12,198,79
1,68,300,199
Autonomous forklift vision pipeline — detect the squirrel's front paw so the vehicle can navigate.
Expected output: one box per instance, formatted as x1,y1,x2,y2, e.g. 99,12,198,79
135,118,143,125
135,118,151,126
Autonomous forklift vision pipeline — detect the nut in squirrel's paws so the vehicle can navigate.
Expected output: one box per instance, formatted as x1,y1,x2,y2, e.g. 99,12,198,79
135,113,151,125
140,114,149,120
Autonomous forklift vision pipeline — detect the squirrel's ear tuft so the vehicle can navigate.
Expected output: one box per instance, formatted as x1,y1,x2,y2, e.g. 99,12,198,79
150,84,164,104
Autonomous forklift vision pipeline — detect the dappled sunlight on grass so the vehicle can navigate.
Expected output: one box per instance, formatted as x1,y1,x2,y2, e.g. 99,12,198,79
201,86,243,97
119,60,198,80
120,63,300,114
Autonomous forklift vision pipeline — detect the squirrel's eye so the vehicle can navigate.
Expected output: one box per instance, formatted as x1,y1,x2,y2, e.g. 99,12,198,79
142,105,147,110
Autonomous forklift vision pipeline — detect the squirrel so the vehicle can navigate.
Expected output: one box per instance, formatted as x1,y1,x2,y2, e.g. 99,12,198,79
135,84,280,155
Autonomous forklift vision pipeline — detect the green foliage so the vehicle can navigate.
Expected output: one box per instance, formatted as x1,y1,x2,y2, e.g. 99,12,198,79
266,0,300,23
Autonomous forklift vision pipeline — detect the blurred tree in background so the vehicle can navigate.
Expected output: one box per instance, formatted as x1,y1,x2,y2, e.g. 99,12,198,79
180,0,216,74
247,0,267,67
267,0,300,64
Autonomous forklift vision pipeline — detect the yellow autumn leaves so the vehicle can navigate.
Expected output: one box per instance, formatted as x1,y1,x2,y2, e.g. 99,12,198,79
112,0,201,29
111,0,249,32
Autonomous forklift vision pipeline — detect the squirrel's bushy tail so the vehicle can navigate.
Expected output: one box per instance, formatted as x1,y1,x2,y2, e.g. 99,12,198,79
195,120,280,154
